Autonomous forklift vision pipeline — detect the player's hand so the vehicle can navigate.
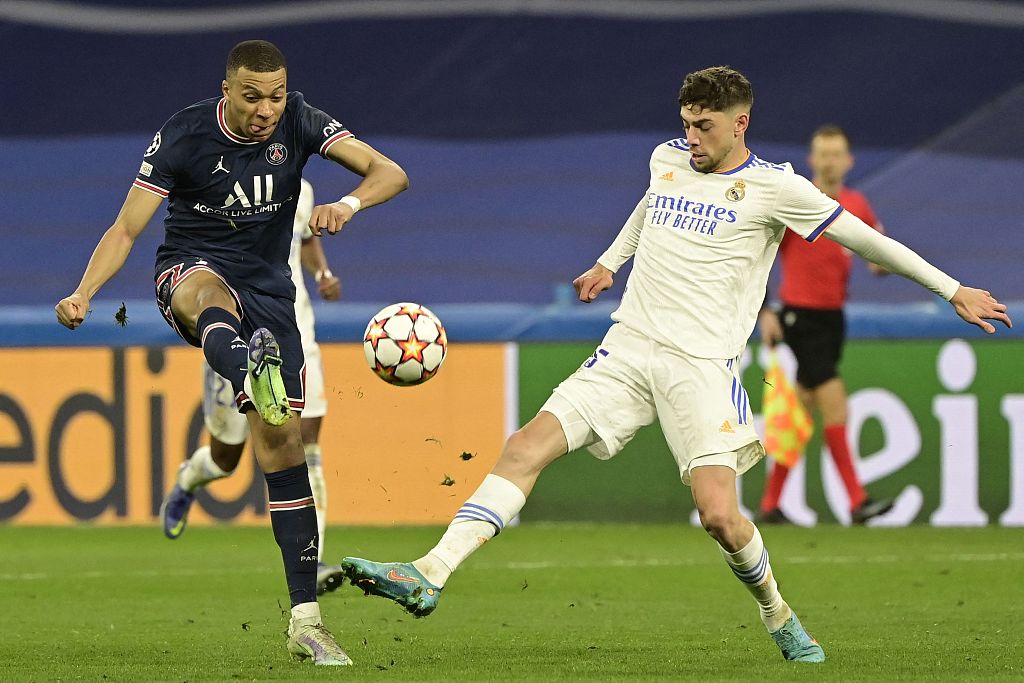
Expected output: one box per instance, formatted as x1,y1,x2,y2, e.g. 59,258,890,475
950,286,1012,334
308,202,355,236
317,271,341,301
758,308,783,348
572,263,614,303
55,292,90,330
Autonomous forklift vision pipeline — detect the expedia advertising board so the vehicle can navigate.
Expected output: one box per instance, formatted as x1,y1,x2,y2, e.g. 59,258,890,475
0,344,514,525
2,338,1021,526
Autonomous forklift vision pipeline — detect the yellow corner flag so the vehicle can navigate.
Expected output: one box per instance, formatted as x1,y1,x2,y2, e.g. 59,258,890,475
762,352,812,467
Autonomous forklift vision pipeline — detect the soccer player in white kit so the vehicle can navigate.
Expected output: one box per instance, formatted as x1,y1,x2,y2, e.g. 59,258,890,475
340,67,1011,663
160,179,346,593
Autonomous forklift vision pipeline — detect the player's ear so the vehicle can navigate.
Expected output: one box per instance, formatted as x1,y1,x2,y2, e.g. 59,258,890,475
734,110,749,136
221,79,230,98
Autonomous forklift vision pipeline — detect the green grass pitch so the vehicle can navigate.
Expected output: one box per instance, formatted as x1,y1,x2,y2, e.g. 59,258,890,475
2,524,1022,682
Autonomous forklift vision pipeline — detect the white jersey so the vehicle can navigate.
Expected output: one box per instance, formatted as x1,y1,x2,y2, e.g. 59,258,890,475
289,178,316,348
598,139,846,359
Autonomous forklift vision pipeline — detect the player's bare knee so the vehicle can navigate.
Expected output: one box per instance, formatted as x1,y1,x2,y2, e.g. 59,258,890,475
499,429,550,476
697,504,737,543
170,276,238,334
498,430,535,473
209,438,245,472
252,420,304,467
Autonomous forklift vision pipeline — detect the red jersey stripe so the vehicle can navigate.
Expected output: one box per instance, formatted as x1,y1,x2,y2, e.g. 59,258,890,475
320,130,353,157
133,178,170,197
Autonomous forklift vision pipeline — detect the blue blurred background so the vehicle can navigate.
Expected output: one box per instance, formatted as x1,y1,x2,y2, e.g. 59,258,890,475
3,0,1023,307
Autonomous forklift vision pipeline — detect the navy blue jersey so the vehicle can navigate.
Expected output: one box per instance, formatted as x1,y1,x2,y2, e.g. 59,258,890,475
135,92,352,299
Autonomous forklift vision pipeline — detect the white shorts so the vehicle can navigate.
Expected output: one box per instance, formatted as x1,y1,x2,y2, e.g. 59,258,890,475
202,300,327,443
540,323,764,485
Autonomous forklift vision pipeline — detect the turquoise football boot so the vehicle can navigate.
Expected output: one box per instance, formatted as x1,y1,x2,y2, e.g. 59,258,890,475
341,557,442,617
770,613,826,663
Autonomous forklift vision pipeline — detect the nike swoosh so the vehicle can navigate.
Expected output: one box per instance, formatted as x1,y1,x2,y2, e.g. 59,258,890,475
386,569,418,584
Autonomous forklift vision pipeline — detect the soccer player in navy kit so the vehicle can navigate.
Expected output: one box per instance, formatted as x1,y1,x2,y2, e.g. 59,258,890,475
55,40,408,666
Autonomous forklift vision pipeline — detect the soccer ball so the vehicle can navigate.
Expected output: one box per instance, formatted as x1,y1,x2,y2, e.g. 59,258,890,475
363,302,448,386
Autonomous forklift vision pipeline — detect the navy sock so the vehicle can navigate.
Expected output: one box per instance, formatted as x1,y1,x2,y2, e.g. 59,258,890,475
265,463,319,606
196,307,247,395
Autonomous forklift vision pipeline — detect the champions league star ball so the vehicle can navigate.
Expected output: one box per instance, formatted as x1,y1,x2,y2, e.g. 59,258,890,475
363,303,448,386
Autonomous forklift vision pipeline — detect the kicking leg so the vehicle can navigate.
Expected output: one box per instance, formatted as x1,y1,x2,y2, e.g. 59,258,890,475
342,410,569,616
691,462,824,663
170,272,248,396
171,273,291,427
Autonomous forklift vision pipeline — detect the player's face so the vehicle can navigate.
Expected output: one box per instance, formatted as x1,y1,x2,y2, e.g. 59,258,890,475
808,134,854,185
221,67,288,142
680,104,749,172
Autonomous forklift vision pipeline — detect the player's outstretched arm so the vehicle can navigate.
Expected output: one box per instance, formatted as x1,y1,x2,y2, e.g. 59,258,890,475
55,187,162,329
824,212,1012,334
309,138,409,236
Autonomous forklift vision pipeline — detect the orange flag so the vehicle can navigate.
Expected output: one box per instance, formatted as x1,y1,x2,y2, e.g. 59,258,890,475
762,353,812,467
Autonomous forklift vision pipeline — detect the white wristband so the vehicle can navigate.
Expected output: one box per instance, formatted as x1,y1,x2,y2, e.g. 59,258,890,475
315,269,333,281
338,195,361,214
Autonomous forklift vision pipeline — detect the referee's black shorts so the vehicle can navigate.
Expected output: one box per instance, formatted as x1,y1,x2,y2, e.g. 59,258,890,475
779,305,845,389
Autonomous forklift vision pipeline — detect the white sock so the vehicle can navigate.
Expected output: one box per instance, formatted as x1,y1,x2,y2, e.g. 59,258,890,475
177,445,231,492
719,525,791,632
305,443,327,561
413,474,527,587
289,601,322,632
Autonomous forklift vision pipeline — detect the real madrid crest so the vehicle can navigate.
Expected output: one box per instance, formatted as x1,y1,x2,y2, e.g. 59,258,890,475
725,179,745,202
266,142,288,165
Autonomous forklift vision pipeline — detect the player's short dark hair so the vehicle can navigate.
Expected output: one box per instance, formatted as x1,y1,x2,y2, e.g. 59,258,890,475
226,40,287,77
811,124,851,148
678,66,753,113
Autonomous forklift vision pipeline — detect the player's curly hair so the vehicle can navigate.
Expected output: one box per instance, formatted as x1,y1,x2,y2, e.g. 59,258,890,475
226,40,287,77
678,66,753,112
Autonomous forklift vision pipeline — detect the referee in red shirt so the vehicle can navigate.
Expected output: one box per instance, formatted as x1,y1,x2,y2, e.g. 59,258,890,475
757,125,894,525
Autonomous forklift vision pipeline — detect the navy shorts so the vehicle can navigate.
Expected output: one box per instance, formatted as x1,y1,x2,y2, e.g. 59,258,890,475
155,256,306,411
780,305,845,390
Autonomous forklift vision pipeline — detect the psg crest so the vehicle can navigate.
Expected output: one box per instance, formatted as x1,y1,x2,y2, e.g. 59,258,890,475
266,143,288,165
